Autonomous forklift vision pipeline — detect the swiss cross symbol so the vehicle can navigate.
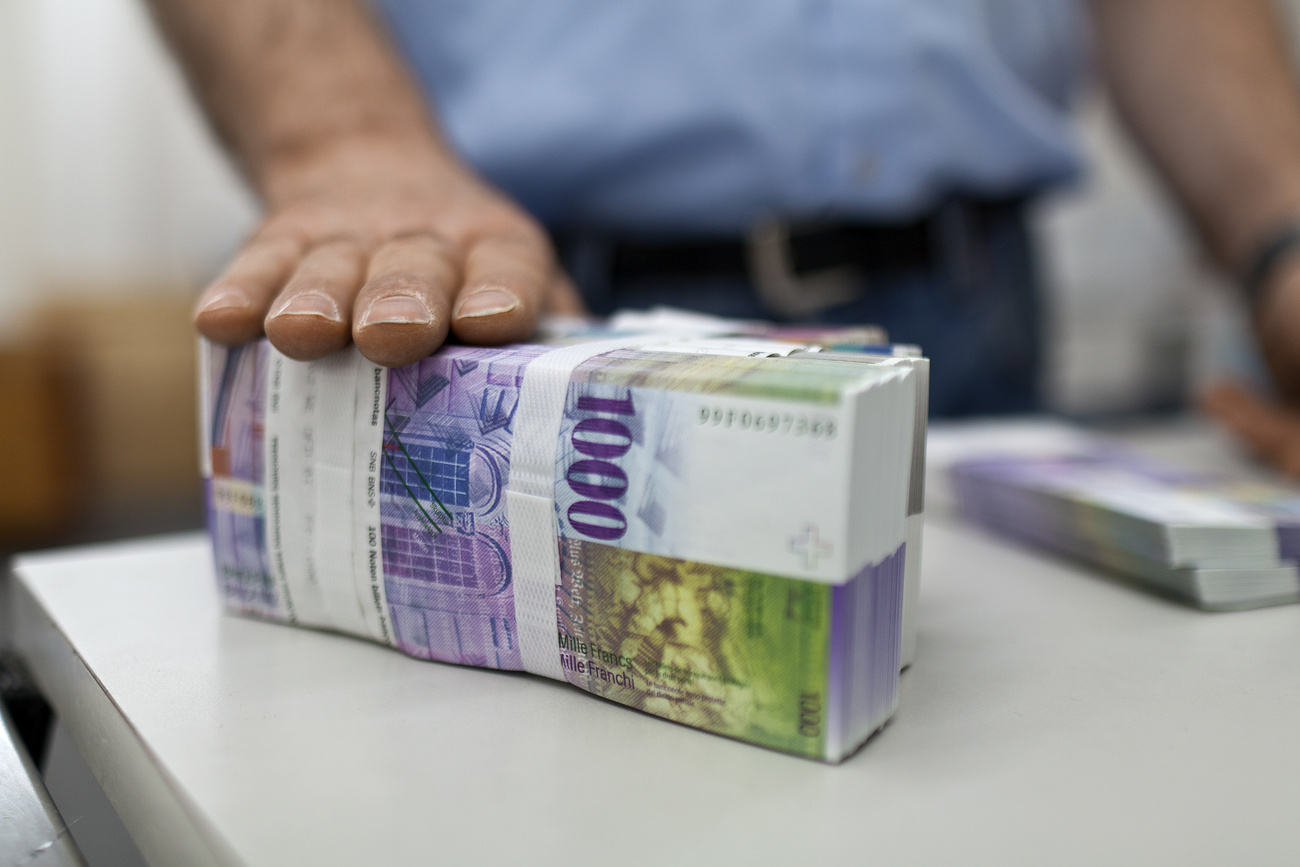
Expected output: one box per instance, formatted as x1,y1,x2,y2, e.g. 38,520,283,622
789,525,833,569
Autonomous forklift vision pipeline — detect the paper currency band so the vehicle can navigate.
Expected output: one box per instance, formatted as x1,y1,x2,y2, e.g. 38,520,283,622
253,334,810,677
506,335,825,680
505,338,659,681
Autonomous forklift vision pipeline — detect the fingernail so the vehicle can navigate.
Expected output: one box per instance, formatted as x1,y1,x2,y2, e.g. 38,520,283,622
196,289,249,314
359,295,433,329
273,293,340,321
455,288,519,319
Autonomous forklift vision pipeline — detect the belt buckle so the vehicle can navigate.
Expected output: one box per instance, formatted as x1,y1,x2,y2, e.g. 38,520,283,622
746,217,862,318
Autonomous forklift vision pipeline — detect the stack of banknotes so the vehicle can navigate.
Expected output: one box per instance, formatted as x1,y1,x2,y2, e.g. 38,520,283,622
935,422,1300,610
201,310,929,762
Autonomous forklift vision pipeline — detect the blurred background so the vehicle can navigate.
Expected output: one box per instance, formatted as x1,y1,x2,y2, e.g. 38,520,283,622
0,0,1296,552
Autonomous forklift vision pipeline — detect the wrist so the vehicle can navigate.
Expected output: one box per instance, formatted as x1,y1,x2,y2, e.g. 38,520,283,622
1212,169,1300,273
1250,254,1300,402
1242,217,1300,313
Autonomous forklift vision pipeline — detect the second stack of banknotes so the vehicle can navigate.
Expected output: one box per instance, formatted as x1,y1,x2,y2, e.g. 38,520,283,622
934,422,1300,611
201,316,927,762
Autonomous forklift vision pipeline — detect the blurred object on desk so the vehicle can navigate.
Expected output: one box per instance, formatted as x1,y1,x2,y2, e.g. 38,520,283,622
0,342,79,544
930,419,1300,610
37,292,201,504
39,292,205,543
1,292,204,550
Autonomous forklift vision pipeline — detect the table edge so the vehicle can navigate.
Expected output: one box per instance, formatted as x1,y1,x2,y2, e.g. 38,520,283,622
5,564,245,867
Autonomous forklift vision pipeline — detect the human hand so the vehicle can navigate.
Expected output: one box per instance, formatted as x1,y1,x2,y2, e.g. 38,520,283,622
1200,380,1300,478
1206,258,1300,477
193,132,585,367
1249,257,1300,405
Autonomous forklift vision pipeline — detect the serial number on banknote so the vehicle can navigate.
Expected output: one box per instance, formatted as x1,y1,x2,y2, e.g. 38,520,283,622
696,405,837,439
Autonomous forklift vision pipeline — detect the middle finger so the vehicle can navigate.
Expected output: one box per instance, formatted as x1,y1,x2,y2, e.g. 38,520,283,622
353,232,461,367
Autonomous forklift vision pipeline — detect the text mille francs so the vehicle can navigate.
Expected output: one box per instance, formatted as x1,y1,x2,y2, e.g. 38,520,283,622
557,633,634,670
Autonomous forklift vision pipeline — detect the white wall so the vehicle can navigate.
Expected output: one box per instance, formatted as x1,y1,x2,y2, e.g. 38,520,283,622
0,0,257,340
0,0,39,339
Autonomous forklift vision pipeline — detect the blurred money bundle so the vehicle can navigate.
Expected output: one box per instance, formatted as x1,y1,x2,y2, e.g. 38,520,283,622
0,294,202,549
202,314,928,761
932,422,1300,611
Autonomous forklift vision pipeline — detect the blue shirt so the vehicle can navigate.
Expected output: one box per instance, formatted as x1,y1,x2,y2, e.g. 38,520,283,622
375,0,1088,234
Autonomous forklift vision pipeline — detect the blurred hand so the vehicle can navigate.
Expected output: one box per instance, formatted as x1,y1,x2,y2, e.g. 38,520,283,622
1203,257,1300,477
1201,380,1300,478
193,133,585,367
1252,257,1300,406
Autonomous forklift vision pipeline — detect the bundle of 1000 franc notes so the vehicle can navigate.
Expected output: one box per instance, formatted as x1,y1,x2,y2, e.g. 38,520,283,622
202,331,920,761
932,422,1300,611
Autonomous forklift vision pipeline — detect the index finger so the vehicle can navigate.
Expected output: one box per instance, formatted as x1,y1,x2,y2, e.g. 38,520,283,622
194,236,302,345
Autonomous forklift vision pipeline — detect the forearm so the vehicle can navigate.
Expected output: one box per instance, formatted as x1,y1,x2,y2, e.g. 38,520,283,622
143,0,446,201
1090,0,1300,268
149,0,577,365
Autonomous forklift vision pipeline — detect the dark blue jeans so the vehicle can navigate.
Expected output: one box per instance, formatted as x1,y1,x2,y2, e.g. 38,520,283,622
558,202,1043,418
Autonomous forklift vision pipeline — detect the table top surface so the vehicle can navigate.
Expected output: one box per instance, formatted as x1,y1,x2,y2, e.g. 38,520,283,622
9,421,1300,867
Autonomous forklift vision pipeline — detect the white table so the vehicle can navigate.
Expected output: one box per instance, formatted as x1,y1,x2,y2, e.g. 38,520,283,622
7,423,1300,867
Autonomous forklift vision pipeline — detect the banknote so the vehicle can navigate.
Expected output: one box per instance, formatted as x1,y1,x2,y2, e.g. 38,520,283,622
202,334,917,760
203,342,275,619
935,423,1300,610
537,306,890,349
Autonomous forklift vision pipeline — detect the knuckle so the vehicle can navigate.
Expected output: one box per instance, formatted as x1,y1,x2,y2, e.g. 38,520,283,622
502,218,550,250
465,211,551,254
251,225,308,256
307,234,369,256
386,229,458,256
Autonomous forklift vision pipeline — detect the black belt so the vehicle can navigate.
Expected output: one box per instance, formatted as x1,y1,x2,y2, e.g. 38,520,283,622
556,198,1023,317
607,219,931,282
